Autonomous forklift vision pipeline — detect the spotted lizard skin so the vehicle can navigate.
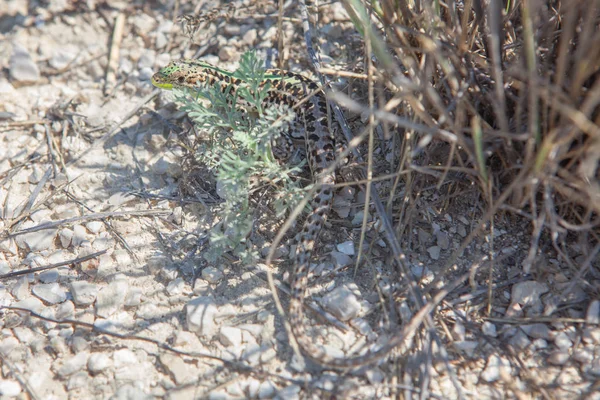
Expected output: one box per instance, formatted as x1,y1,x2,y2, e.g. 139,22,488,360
152,59,394,368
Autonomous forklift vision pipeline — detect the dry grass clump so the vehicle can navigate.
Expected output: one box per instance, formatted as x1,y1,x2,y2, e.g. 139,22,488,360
349,0,599,272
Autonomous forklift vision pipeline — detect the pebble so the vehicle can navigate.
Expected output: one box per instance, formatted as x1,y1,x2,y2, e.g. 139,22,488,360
276,384,300,400
13,297,44,313
16,225,57,252
88,352,112,374
553,332,573,350
166,278,185,295
70,281,98,306
330,251,352,268
587,300,600,324
32,283,67,304
219,326,243,348
332,187,354,218
521,323,552,340
482,321,497,337
547,351,570,365
508,329,531,350
70,336,89,353
58,352,90,377
510,281,548,307
58,228,74,248
202,267,224,284
95,278,128,318
85,221,103,233
583,327,600,344
258,381,277,399
38,270,59,283
336,240,355,256
0,380,21,397
67,371,89,390
427,245,441,260
436,231,450,250
71,225,89,247
9,43,40,83
242,29,258,46
481,354,511,382
453,341,478,356
49,45,78,70
56,301,75,320
186,296,218,336
573,348,593,364
329,2,350,21
113,348,137,368
321,285,361,321
11,277,29,300
124,288,143,307
218,46,235,62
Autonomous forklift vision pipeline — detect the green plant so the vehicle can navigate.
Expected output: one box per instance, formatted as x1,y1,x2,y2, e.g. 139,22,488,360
173,51,306,264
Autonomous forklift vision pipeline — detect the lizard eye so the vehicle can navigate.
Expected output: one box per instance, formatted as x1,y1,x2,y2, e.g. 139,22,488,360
178,76,185,83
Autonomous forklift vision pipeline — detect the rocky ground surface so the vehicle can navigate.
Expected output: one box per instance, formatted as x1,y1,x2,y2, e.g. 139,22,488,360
1,1,599,399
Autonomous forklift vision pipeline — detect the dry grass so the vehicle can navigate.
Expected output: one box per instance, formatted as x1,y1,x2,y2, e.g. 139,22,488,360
342,0,599,273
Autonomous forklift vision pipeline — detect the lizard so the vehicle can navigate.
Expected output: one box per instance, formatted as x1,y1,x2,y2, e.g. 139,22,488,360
152,59,399,369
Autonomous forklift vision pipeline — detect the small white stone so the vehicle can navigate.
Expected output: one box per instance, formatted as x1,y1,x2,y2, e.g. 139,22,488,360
511,281,548,307
330,251,352,268
258,381,276,399
0,380,21,397
56,301,75,320
481,354,511,382
0,337,20,357
202,267,224,284
453,341,478,357
58,228,74,248
12,297,44,313
71,225,89,247
553,331,573,350
85,221,103,233
436,231,450,250
427,245,441,260
166,278,185,295
521,324,552,340
113,348,137,368
482,321,497,337
586,300,600,324
16,226,57,252
246,378,261,398
219,326,243,348
573,348,593,364
58,352,89,377
124,288,142,307
186,296,217,336
583,327,600,344
336,240,355,256
321,285,362,321
70,336,89,353
9,43,40,82
70,281,98,306
32,282,67,304
107,193,136,207
95,279,128,318
276,384,300,400
531,338,548,350
508,329,531,350
547,351,570,365
38,270,59,283
11,277,29,300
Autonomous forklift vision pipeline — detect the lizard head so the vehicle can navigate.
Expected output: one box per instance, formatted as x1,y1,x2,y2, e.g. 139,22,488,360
151,59,218,90
151,61,189,90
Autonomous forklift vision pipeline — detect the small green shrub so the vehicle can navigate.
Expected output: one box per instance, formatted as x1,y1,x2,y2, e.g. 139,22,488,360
173,51,307,264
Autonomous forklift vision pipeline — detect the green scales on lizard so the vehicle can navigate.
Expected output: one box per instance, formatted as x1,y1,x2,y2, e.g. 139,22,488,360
152,59,394,368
